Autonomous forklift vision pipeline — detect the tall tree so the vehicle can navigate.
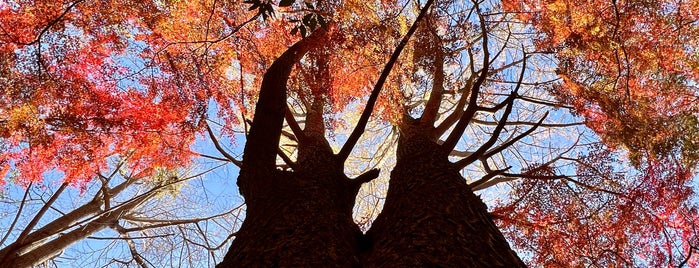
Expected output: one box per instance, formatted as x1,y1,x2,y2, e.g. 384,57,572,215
215,29,374,266
218,1,435,264
364,4,527,265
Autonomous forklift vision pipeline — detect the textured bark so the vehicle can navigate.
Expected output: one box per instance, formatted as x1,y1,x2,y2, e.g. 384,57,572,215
218,168,364,267
219,141,370,267
218,30,372,267
363,119,525,267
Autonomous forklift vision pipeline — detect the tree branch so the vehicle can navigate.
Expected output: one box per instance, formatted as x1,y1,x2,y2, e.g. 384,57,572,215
350,168,381,188
285,106,306,142
440,4,491,152
0,183,32,246
420,36,446,124
277,148,297,170
242,29,328,172
469,118,583,128
16,182,69,245
471,137,584,191
337,0,435,162
452,91,519,169
434,75,474,136
469,166,511,190
205,121,243,167
479,113,549,161
452,50,529,168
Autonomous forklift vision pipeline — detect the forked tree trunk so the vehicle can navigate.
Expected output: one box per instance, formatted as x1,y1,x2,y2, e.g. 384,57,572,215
363,121,525,267
220,1,524,264
217,30,371,267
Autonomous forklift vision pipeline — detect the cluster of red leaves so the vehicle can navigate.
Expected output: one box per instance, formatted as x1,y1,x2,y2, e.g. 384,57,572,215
493,148,699,267
0,0,282,186
287,0,414,129
502,0,699,165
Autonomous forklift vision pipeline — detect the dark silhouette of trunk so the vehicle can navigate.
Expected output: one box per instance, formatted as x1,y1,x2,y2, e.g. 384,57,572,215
219,1,526,265
358,13,530,261
217,30,376,267
360,5,529,264
363,119,525,267
218,156,367,267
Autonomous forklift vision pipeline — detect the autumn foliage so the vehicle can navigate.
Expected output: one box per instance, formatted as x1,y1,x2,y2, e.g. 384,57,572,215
503,0,699,165
493,149,697,266
1,0,698,266
498,0,699,265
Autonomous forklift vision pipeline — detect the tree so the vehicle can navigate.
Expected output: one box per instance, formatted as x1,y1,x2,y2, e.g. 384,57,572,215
1,0,698,267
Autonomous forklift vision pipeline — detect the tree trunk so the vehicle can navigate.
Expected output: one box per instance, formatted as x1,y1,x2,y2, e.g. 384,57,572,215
364,122,525,267
218,134,369,267
219,10,522,265
218,164,365,267
217,30,370,267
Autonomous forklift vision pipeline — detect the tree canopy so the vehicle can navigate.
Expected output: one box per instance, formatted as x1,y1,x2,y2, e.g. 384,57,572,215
1,0,698,266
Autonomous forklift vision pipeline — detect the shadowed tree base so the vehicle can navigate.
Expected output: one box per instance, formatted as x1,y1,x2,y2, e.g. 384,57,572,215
217,166,364,267
364,132,525,267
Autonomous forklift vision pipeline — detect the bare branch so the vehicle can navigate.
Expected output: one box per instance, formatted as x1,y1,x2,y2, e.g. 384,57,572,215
472,137,582,191
452,92,520,169
285,106,306,142
480,113,549,160
469,166,512,190
420,41,446,124
351,168,381,188
198,153,235,163
470,118,583,128
16,182,69,244
518,95,573,109
0,182,32,246
277,148,297,170
205,121,243,167
434,76,474,136
450,149,473,158
440,4,491,152
118,230,151,268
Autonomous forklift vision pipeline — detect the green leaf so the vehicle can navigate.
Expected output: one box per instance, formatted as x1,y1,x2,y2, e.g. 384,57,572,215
279,0,294,7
